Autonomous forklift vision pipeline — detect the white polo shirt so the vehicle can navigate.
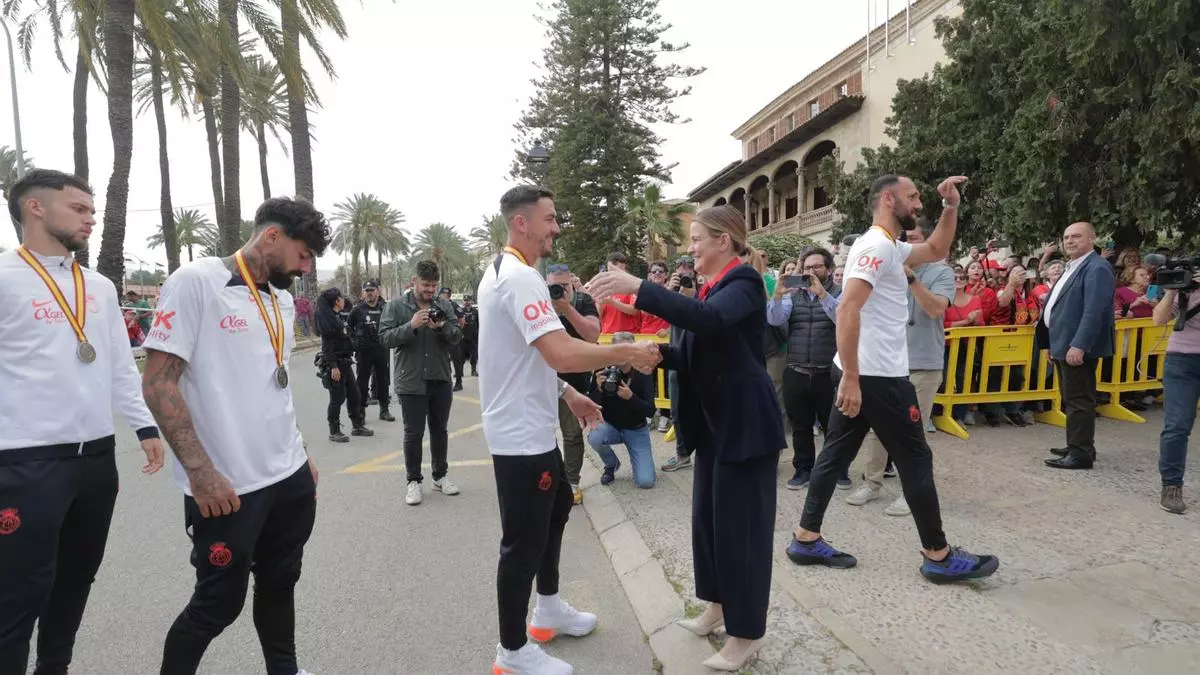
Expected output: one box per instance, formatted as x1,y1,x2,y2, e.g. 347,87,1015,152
834,227,915,378
477,253,564,456
0,249,157,450
142,257,306,495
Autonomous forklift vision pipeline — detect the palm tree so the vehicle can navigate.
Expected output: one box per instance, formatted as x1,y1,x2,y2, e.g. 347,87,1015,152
0,145,33,242
240,54,288,201
146,208,211,263
331,193,388,293
626,184,693,260
361,206,409,281
411,223,469,280
469,213,507,255
96,0,136,290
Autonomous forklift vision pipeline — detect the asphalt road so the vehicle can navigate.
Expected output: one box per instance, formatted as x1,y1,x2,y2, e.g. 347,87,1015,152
37,352,654,674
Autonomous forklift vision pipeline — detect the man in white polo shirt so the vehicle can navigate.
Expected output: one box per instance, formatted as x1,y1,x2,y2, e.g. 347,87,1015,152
0,169,164,675
785,174,1001,585
482,186,661,675
141,197,330,675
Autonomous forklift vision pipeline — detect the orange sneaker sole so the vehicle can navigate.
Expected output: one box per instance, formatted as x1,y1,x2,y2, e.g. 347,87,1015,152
527,625,557,643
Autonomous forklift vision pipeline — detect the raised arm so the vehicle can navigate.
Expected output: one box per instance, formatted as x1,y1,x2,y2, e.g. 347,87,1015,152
906,176,966,267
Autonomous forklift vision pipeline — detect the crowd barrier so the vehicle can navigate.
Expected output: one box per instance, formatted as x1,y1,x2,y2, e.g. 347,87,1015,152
599,318,1172,442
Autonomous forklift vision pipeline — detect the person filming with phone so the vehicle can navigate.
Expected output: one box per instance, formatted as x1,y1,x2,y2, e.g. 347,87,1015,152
767,248,850,491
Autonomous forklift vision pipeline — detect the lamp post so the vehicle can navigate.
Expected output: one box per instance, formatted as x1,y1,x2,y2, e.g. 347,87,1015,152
524,140,551,274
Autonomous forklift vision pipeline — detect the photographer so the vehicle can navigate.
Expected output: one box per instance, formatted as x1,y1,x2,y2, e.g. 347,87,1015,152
315,288,374,443
348,280,394,422
660,256,698,472
586,332,658,488
1152,266,1200,515
379,261,464,506
546,263,601,504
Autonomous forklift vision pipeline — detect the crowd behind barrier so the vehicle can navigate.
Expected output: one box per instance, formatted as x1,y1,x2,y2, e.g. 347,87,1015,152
599,318,1171,441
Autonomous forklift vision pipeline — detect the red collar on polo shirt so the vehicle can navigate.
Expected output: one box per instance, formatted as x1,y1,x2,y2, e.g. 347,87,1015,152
699,258,741,300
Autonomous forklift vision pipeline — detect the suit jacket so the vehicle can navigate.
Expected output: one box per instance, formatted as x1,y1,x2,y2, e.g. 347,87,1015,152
635,265,787,463
1036,253,1116,360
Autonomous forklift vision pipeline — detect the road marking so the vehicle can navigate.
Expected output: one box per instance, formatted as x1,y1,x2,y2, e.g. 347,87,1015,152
455,394,481,405
339,423,485,474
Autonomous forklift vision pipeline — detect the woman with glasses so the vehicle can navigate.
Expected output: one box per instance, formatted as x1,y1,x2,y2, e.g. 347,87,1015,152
942,269,983,426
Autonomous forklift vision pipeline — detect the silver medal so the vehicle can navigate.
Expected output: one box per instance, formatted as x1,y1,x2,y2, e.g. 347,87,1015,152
274,365,289,388
77,341,96,364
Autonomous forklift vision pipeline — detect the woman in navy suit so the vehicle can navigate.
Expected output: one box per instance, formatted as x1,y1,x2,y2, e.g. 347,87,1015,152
588,205,786,671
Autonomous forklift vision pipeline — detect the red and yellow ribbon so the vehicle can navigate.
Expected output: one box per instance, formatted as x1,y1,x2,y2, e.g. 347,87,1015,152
234,251,285,369
17,246,88,345
871,225,897,242
503,246,529,266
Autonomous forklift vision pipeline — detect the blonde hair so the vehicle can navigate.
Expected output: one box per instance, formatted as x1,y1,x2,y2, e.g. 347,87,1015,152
695,205,751,258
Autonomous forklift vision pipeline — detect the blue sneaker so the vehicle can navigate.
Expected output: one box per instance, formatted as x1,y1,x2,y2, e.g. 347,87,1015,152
786,470,811,491
920,546,1000,583
785,537,858,568
601,460,620,486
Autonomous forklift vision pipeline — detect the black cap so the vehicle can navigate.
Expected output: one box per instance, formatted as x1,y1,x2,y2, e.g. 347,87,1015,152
362,280,378,291
440,287,452,295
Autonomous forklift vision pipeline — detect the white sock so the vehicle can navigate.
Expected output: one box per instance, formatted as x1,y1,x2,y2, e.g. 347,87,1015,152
536,593,561,612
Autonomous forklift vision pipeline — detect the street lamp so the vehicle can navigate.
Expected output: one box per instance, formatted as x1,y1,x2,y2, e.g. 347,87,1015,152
1,16,26,243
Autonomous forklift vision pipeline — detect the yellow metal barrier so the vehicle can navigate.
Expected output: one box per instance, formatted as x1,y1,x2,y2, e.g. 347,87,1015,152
1095,318,1171,424
597,333,672,410
934,325,1066,439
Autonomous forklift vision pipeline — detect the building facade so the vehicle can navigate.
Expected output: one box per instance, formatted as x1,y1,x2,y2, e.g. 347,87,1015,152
687,0,962,247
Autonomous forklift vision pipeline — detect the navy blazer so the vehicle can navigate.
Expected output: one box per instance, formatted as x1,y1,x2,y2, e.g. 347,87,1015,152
1036,253,1116,360
635,265,787,463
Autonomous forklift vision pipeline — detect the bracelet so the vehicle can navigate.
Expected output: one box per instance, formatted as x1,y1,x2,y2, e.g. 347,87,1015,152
557,379,569,398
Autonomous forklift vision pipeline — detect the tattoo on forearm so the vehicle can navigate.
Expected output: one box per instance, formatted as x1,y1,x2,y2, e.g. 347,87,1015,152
142,350,211,472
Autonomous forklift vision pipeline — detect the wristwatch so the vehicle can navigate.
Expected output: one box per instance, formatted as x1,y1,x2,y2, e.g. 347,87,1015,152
942,198,959,209
557,379,570,398
907,274,917,285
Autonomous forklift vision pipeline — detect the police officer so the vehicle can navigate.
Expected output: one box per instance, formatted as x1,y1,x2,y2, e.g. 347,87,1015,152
460,295,479,377
0,169,165,675
349,279,394,421
440,286,468,391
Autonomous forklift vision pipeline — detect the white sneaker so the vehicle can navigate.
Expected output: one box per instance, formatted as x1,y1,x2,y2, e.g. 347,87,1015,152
845,484,881,506
884,495,911,516
405,481,422,506
657,416,670,432
296,670,315,675
432,477,460,495
528,597,598,642
493,642,573,675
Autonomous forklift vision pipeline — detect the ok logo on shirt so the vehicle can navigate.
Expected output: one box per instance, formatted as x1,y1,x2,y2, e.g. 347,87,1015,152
522,300,553,322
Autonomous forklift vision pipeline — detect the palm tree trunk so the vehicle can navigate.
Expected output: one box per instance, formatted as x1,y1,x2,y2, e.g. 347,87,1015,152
200,93,225,229
377,248,383,279
73,46,91,267
256,123,271,201
187,244,194,262
283,1,317,298
218,0,241,255
151,45,180,273
96,0,135,292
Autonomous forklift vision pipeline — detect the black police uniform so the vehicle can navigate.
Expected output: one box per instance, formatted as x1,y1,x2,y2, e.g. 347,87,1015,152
349,297,393,420
460,301,479,376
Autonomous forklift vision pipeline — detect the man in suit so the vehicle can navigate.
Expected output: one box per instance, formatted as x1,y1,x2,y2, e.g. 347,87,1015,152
1038,221,1116,470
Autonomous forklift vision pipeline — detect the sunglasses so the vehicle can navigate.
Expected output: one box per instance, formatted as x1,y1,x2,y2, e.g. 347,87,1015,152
548,264,570,273
650,268,667,275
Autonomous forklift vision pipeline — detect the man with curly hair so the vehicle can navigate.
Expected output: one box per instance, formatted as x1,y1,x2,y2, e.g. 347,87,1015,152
142,197,332,675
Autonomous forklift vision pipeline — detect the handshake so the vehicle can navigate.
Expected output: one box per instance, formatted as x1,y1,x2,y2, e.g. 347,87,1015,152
611,340,661,374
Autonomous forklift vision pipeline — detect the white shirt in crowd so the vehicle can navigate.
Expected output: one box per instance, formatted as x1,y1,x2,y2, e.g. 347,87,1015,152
477,253,563,456
834,226,915,378
0,249,157,451
142,257,306,495
1043,250,1093,327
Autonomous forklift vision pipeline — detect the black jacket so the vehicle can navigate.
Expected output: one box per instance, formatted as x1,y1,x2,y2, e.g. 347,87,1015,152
320,312,355,362
588,368,656,430
348,298,387,348
635,265,787,463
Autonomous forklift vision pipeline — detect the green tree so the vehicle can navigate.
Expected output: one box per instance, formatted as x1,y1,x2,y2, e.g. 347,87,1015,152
822,0,1200,253
469,214,507,256
146,208,212,263
330,193,404,293
240,54,288,201
748,232,817,268
512,0,703,276
624,183,693,258
411,223,469,282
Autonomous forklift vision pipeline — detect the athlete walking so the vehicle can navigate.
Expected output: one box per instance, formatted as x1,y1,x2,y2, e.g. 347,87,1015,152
481,185,661,675
785,174,1001,583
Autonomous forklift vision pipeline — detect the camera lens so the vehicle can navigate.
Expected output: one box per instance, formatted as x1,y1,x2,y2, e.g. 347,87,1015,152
679,276,694,289
549,284,566,300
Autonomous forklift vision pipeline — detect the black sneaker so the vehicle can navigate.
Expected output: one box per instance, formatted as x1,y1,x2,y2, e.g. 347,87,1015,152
453,380,464,392
601,460,620,486
920,546,1000,583
379,408,396,422
351,426,374,437
1005,412,1028,427
329,431,349,443
785,537,857,568
787,470,811,491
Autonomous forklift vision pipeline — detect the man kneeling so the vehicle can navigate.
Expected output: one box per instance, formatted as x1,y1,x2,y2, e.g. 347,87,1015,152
587,332,658,489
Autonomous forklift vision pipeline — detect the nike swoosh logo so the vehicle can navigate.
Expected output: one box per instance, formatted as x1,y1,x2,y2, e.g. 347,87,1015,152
31,300,53,308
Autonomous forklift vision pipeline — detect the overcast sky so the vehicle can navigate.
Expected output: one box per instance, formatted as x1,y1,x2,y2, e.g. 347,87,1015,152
0,0,881,274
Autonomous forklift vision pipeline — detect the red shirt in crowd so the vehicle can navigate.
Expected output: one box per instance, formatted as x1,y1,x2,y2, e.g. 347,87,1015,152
638,312,670,334
1031,283,1051,307
964,281,997,321
600,294,641,333
987,288,1039,326
944,295,983,328
1114,286,1155,318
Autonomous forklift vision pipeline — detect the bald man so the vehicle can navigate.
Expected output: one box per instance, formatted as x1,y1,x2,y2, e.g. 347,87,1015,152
1037,222,1115,470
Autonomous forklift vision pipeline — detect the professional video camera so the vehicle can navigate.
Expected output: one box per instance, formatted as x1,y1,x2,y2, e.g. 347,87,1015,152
1155,256,1200,292
549,283,568,300
599,365,625,394
427,306,447,324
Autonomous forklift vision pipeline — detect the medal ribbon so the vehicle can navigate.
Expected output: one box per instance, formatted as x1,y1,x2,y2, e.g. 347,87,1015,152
503,246,528,266
870,225,897,242
17,246,88,345
233,252,285,369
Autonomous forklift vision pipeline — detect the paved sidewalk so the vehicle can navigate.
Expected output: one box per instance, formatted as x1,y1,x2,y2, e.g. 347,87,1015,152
586,409,1200,674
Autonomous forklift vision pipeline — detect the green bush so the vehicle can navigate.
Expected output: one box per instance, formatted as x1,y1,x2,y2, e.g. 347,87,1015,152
748,232,817,267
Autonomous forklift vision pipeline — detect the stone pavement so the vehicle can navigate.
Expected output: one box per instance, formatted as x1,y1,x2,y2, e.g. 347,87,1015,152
583,409,1200,674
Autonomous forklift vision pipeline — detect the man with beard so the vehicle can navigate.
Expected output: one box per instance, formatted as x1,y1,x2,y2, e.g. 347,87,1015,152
349,279,394,421
379,263,464,506
785,175,1001,584
0,170,165,675
141,197,329,675
547,263,601,505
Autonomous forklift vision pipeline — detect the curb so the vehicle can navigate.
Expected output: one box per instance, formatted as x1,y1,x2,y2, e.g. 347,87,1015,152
577,458,716,674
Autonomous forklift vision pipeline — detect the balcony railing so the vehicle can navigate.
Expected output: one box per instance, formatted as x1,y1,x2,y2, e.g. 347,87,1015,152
798,205,837,236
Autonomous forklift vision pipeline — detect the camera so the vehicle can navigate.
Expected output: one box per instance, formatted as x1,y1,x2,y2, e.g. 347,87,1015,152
427,306,447,323
549,283,567,300
1155,257,1200,291
678,275,694,289
599,365,625,394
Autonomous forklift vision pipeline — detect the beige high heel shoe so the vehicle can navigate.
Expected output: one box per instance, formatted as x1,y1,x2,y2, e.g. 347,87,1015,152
677,612,724,636
701,637,765,671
